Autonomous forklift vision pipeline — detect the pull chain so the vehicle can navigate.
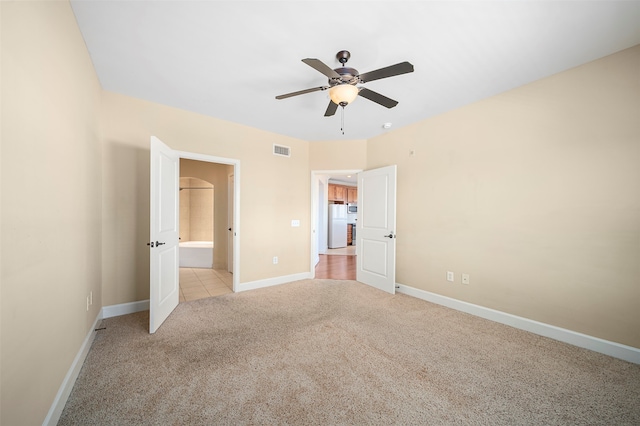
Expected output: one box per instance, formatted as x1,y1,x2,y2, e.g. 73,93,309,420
341,106,345,136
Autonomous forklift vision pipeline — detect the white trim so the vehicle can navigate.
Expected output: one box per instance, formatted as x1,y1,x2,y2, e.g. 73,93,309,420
101,300,150,319
43,312,102,426
237,272,312,292
227,172,234,276
396,283,640,364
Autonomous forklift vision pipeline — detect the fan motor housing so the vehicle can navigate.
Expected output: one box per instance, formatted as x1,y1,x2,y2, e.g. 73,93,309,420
330,67,359,86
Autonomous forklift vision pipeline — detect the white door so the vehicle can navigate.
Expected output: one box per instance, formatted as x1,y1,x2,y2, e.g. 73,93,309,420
227,173,234,273
356,165,397,294
149,136,180,333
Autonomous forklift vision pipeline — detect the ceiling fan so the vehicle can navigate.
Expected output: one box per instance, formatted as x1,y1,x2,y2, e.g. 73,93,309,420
275,50,414,117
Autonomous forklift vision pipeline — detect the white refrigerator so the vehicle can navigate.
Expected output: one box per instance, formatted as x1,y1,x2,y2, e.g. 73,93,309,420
328,204,348,248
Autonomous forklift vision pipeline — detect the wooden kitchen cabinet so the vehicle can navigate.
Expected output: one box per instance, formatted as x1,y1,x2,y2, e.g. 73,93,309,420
347,187,357,203
328,184,357,203
328,184,346,202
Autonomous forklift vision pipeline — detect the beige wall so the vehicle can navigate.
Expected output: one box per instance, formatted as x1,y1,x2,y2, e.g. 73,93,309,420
179,177,214,243
101,91,311,305
181,160,234,269
179,178,192,240
367,45,640,348
309,139,367,171
1,2,103,424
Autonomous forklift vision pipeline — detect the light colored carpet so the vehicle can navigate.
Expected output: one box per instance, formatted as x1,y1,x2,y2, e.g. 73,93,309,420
59,279,640,425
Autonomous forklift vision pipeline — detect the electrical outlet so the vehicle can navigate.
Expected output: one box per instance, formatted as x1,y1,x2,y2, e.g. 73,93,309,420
462,274,470,285
446,271,454,282
291,219,300,227
273,256,278,265
86,296,90,311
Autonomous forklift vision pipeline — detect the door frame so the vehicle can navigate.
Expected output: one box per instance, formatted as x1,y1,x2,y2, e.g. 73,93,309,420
176,149,240,292
309,169,361,278
227,172,234,274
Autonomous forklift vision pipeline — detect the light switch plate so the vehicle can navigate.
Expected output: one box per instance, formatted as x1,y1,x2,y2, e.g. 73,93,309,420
291,219,300,227
462,274,470,285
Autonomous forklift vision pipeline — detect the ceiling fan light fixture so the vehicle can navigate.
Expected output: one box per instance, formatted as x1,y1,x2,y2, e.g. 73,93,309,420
329,84,358,106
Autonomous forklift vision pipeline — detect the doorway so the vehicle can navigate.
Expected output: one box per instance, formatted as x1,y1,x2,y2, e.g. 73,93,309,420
310,169,361,280
178,159,235,302
174,154,239,285
310,165,398,293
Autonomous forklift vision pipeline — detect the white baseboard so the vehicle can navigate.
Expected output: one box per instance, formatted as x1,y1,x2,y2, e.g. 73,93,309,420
101,299,150,318
237,272,312,292
43,312,103,426
396,283,640,365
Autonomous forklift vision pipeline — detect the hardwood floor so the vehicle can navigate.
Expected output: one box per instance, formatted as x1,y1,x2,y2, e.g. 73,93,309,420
314,254,356,280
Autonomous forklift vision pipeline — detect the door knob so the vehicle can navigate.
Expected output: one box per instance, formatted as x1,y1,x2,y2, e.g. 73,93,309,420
146,242,155,247
156,241,166,246
228,228,232,231
384,233,395,239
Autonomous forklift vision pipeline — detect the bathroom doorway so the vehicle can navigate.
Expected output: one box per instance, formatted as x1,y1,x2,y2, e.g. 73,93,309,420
178,159,234,302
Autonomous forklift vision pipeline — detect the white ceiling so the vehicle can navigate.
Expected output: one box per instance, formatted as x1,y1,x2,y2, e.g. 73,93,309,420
70,1,640,142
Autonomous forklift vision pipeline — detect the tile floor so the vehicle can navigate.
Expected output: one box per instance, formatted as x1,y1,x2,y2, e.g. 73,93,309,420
326,246,357,256
179,267,233,303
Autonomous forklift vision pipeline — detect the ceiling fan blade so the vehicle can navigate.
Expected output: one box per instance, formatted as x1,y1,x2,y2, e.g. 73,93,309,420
357,61,414,83
358,88,399,109
276,86,328,100
302,58,341,79
324,101,338,117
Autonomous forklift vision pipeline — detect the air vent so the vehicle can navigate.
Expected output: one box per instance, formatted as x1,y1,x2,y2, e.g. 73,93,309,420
273,144,291,157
